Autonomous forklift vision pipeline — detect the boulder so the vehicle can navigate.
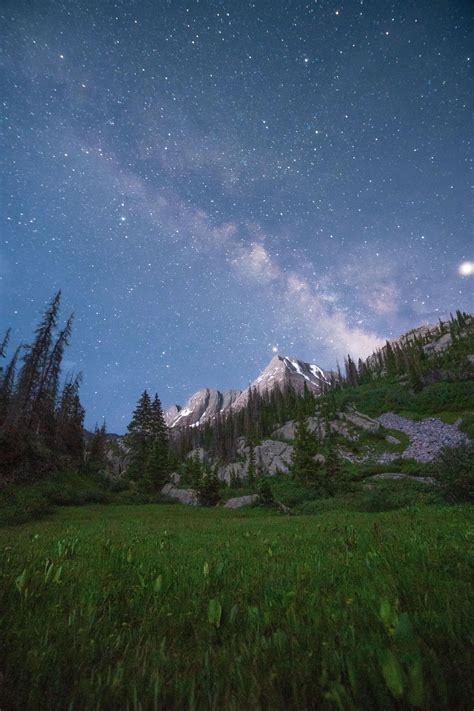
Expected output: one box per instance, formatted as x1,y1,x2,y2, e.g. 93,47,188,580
255,439,294,475
341,411,381,432
423,332,452,354
224,494,258,509
219,439,294,480
170,472,181,485
218,461,247,484
385,435,400,445
271,421,297,440
161,483,199,505
307,416,323,436
236,437,248,456
313,453,326,465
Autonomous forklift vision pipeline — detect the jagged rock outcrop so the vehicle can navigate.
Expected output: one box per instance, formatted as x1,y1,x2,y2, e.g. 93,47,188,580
165,388,241,428
218,438,294,482
164,404,182,427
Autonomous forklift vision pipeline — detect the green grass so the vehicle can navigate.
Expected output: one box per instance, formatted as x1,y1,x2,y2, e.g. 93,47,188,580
0,504,473,710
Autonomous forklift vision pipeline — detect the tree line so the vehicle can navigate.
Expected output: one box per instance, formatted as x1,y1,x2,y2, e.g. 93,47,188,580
336,310,472,393
0,292,85,479
171,380,318,464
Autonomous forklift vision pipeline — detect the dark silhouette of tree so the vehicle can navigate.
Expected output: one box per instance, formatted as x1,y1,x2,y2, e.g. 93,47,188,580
0,292,85,480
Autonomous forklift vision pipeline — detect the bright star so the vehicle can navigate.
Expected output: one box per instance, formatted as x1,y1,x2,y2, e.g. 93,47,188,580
458,261,474,276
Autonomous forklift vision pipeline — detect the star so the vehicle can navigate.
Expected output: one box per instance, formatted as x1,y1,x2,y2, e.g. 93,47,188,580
458,261,474,277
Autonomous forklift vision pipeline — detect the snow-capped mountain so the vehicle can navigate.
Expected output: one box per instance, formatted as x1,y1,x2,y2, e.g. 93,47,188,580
164,355,330,428
231,355,330,412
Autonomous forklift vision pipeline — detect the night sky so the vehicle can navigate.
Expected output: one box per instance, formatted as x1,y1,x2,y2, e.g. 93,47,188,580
2,0,473,432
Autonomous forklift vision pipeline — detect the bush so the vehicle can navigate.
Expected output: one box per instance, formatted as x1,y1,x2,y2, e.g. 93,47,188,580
41,484,110,506
358,484,409,513
257,478,275,507
106,478,130,494
435,442,474,503
417,381,474,413
0,488,52,526
357,479,441,513
459,413,474,440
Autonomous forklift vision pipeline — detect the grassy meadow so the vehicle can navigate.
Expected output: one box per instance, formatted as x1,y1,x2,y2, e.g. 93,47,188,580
1,503,473,710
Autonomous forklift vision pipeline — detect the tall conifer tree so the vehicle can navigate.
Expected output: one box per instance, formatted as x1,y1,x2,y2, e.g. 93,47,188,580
126,390,153,480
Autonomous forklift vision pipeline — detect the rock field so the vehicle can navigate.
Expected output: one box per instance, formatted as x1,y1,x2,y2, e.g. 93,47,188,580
376,412,469,463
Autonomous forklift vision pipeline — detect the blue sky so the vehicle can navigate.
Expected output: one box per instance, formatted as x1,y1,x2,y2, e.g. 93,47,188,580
1,0,472,431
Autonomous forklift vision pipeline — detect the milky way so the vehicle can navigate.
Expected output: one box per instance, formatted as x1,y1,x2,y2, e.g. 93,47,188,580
1,1,472,431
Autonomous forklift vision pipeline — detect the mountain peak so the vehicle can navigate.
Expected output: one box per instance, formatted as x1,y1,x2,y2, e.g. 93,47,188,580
164,354,330,428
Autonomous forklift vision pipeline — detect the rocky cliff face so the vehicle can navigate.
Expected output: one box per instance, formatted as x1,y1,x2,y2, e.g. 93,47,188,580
164,387,241,428
164,355,331,429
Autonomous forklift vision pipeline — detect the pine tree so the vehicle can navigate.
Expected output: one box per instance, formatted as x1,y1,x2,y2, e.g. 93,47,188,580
151,393,168,441
289,416,320,482
324,430,341,495
13,291,61,429
384,341,397,377
345,355,359,387
405,350,423,393
143,392,170,490
0,329,11,370
88,421,108,474
1,293,84,479
257,477,274,506
126,390,154,480
302,381,316,416
144,436,170,492
197,464,220,506
55,375,85,463
0,346,20,427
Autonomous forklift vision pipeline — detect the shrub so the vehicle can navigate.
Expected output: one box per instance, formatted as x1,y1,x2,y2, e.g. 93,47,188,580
0,488,52,526
358,484,408,513
435,442,474,503
257,477,275,507
459,413,474,440
357,480,440,513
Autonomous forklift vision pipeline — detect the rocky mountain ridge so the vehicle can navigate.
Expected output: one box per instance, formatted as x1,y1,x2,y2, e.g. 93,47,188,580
164,354,331,428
